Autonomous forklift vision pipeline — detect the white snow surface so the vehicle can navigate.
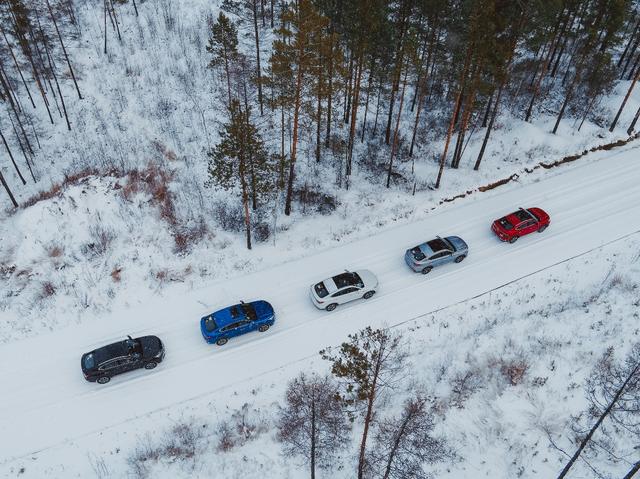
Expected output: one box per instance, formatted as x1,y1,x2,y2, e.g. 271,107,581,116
0,145,639,478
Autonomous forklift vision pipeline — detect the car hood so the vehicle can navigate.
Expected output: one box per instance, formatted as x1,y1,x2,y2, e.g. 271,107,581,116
356,269,378,289
445,236,468,253
528,207,549,223
139,335,163,358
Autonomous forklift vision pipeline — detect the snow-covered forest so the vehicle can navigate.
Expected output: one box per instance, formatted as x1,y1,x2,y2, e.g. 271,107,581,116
1,0,640,478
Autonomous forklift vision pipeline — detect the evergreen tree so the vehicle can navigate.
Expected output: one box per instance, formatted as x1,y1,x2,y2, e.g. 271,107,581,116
207,12,239,106
321,327,408,479
207,100,272,249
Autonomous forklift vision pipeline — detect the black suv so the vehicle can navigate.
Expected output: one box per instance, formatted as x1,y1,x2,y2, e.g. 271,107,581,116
81,335,165,384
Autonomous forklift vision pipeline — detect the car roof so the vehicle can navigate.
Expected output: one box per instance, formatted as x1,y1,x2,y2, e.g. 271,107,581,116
420,238,450,255
91,340,129,365
209,301,263,329
511,208,534,223
331,271,362,289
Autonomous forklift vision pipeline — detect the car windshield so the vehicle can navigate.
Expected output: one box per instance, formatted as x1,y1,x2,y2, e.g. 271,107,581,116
426,238,450,253
314,282,329,298
241,303,257,320
411,247,426,261
498,217,513,230
83,353,95,370
333,272,363,289
203,316,218,332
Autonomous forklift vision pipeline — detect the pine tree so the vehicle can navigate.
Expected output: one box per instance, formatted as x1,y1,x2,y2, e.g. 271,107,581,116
207,12,239,106
207,100,271,249
321,327,408,479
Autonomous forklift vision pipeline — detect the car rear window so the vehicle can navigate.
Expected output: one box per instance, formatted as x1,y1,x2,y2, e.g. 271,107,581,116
83,353,95,370
410,247,426,261
203,316,218,332
314,282,329,298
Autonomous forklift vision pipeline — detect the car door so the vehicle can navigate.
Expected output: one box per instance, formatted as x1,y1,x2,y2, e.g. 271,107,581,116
332,286,360,304
235,319,253,336
99,358,123,377
222,322,242,339
429,250,452,267
516,219,535,236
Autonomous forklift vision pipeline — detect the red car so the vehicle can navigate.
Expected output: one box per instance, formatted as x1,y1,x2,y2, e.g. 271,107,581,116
491,207,550,243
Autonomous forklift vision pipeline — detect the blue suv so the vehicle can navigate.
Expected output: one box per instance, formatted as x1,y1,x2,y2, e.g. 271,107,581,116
200,300,275,346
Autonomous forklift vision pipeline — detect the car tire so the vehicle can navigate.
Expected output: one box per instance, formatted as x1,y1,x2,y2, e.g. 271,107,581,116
216,337,229,346
454,255,466,263
96,376,110,385
326,303,338,312
258,324,270,333
144,361,157,370
538,225,548,233
508,236,518,244
363,291,375,300
421,266,433,275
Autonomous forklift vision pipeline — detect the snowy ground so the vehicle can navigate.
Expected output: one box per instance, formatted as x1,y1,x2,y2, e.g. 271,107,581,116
0,145,638,478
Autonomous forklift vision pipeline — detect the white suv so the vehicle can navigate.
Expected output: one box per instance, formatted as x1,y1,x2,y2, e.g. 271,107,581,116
309,270,378,311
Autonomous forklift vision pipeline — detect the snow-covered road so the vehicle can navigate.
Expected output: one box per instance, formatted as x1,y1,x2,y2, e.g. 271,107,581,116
1,148,639,463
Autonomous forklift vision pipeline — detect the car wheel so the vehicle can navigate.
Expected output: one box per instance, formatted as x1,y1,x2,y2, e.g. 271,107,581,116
508,236,518,244
363,291,375,300
454,255,466,263
421,266,433,275
96,376,110,385
538,225,548,233
258,324,270,333
216,337,229,346
144,361,157,370
326,303,338,312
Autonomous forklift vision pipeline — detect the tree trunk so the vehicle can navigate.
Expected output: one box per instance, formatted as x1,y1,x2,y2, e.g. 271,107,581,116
108,0,122,41
556,361,640,479
618,18,640,69
0,27,35,109
284,41,305,216
310,394,316,479
610,69,640,131
103,0,107,54
622,461,640,479
346,52,363,187
0,169,18,208
435,43,472,189
41,21,71,131
252,0,264,115
325,31,334,147
360,59,375,142
626,104,640,135
344,51,354,124
0,127,27,185
240,171,252,250
452,65,480,168
46,0,82,99
382,409,413,479
386,66,408,188
357,353,382,479
474,82,504,171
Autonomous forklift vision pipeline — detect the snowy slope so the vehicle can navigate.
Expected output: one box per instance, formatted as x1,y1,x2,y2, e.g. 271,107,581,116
0,145,639,468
